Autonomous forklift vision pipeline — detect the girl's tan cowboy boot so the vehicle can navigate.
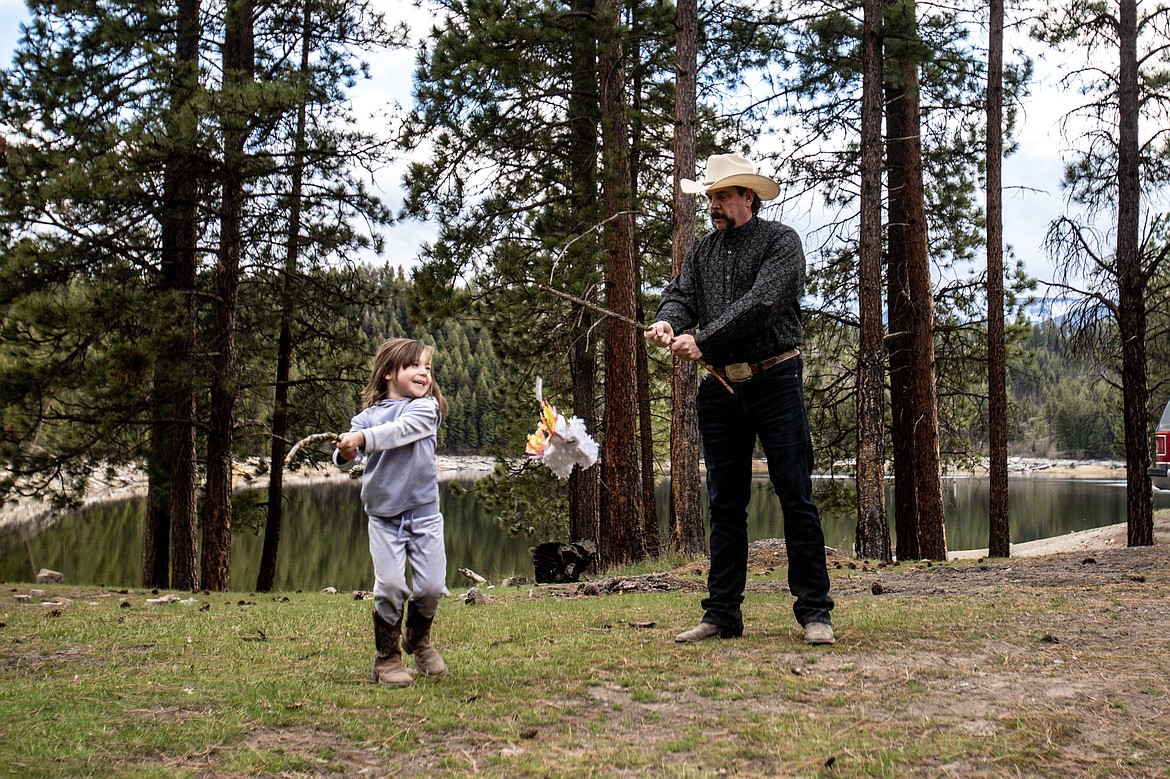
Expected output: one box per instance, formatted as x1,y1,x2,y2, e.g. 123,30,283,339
371,609,414,686
403,604,447,677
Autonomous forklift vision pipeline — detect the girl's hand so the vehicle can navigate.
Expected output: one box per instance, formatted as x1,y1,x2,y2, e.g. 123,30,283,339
335,431,365,461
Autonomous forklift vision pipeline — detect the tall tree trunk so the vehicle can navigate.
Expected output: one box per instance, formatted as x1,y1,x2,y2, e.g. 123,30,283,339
258,4,311,593
566,0,601,549
884,80,918,562
900,59,946,561
668,0,705,555
885,0,945,560
628,7,659,558
146,0,201,590
1116,0,1153,546
202,0,254,590
854,0,891,562
986,0,1010,558
597,0,644,567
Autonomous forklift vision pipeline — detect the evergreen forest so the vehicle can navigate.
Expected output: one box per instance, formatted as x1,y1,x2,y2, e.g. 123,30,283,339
1,0,1168,588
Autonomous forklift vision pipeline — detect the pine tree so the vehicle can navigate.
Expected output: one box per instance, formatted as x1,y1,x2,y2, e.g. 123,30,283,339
667,0,705,556
147,0,202,590
0,0,400,591
201,0,255,592
986,0,1010,558
760,0,1032,558
402,0,674,559
854,0,891,561
0,1,211,556
1033,0,1170,547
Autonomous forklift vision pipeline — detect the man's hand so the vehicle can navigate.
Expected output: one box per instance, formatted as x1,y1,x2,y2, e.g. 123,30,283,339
644,321,675,348
669,334,702,362
335,431,365,461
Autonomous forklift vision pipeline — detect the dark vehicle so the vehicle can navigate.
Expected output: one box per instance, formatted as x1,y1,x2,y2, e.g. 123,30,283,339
1148,398,1170,490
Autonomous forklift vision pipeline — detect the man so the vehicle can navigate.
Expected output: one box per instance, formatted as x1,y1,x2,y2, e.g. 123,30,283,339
645,152,835,645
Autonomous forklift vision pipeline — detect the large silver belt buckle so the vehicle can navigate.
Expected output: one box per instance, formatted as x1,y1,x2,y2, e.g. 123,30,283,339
725,362,752,382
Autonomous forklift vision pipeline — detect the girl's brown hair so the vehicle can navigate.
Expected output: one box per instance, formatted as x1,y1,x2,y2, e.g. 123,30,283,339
359,337,449,416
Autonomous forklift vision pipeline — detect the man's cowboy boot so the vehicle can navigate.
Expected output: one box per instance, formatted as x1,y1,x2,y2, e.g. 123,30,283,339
371,609,413,687
403,603,447,677
803,621,836,645
675,621,743,643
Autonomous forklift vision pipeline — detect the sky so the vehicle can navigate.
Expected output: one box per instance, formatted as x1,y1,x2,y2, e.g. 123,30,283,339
0,0,1087,289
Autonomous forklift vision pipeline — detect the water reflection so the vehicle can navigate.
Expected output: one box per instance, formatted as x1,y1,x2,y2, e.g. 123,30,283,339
226,480,540,593
2,476,1164,590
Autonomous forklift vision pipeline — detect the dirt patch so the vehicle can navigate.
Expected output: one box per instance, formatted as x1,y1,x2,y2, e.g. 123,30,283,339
543,572,708,597
495,534,1170,777
824,544,1168,598
144,725,386,777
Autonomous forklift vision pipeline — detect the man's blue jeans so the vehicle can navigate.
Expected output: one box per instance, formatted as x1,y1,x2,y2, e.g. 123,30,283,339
696,357,834,632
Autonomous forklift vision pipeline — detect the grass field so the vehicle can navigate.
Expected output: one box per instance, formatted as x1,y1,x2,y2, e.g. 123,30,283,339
3,541,1169,778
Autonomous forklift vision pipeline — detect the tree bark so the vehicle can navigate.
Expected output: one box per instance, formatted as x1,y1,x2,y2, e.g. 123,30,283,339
566,0,601,549
901,66,947,561
259,3,312,593
143,426,172,589
628,9,659,558
668,0,705,556
168,384,199,590
569,333,601,548
884,78,918,562
597,0,645,567
1116,0,1153,546
885,0,945,560
202,0,255,590
986,0,1010,558
145,0,201,590
855,0,891,562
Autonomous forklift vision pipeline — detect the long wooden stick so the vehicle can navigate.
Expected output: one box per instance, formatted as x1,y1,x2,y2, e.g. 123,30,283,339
284,432,339,465
538,284,734,394
539,284,649,329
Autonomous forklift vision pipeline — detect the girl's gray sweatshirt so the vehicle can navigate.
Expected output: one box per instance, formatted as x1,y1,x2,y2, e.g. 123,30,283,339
333,396,441,518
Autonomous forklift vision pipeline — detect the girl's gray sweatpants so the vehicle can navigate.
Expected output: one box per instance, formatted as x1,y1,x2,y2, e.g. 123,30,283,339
368,507,448,624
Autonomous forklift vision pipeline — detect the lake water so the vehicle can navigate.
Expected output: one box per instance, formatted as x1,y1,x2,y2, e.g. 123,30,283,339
2,476,1165,591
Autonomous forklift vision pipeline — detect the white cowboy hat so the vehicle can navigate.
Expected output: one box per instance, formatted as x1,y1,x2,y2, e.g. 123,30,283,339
679,153,780,201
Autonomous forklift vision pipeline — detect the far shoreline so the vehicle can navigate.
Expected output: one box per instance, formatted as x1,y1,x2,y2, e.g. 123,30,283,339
0,456,1144,554
0,455,499,533
952,456,1126,480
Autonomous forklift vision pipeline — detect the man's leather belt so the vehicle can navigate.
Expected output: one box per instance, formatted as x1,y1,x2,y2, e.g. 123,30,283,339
718,348,801,382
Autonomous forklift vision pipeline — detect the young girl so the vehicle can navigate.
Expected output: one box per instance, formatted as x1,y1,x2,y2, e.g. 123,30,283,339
334,337,451,687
